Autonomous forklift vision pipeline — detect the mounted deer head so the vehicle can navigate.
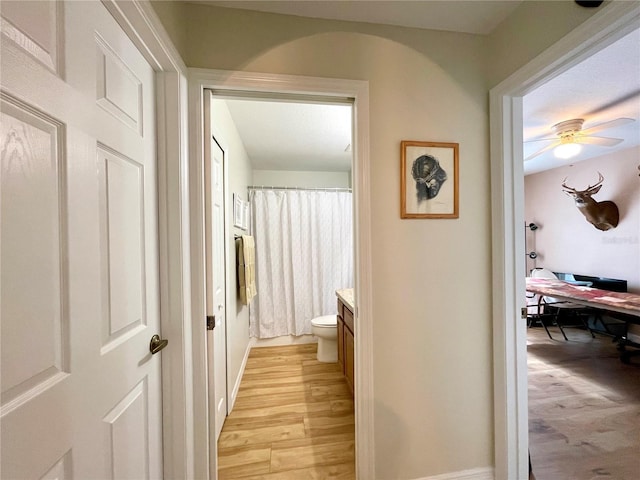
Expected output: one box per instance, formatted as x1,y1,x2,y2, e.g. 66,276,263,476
561,172,619,231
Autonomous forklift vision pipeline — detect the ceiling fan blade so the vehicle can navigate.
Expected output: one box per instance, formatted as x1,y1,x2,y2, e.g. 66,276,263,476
524,141,559,161
581,117,635,136
579,135,624,146
524,136,558,144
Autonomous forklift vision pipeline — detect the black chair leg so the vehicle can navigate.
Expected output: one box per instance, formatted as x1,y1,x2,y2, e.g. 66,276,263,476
540,316,554,340
554,310,569,341
581,311,596,338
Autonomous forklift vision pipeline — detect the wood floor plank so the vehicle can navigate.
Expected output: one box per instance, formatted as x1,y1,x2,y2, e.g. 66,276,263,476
330,399,354,414
233,391,319,410
271,431,355,450
246,344,317,358
223,413,305,430
310,383,352,400
236,383,308,399
219,422,306,448
218,344,355,479
270,439,355,472
235,462,355,480
228,401,333,419
217,446,271,479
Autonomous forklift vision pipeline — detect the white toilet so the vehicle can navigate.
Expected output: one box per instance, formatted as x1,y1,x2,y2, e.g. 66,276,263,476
311,315,338,362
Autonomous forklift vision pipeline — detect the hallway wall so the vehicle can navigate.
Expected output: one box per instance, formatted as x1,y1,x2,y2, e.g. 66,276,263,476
152,2,601,477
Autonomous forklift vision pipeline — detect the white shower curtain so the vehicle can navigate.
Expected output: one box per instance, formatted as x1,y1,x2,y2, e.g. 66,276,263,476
249,189,353,338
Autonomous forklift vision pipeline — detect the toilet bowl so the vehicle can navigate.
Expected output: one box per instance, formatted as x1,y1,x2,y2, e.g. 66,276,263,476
311,315,338,362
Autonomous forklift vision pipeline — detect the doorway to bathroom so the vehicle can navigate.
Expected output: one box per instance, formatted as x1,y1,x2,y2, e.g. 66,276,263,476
190,70,373,479
203,86,361,478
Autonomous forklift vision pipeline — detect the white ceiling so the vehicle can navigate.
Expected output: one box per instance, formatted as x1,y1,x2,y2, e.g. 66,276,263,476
207,2,639,176
523,28,640,175
224,99,353,172
204,1,522,35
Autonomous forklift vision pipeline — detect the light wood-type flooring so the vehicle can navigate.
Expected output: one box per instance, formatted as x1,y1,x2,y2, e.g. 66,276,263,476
217,343,355,479
527,326,640,480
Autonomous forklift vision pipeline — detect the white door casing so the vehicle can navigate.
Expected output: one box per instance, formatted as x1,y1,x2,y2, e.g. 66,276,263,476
188,70,373,480
204,127,228,444
1,1,163,478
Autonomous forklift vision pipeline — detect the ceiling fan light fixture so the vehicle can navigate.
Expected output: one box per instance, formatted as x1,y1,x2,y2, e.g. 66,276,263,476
524,117,632,163
554,142,582,159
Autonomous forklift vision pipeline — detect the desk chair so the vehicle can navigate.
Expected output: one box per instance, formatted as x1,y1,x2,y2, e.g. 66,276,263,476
525,297,559,340
530,268,595,340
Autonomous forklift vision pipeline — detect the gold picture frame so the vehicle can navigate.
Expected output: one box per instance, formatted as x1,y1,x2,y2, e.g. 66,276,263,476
401,140,459,219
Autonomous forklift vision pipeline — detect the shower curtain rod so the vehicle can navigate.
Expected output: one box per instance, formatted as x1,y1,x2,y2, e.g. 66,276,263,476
248,186,352,193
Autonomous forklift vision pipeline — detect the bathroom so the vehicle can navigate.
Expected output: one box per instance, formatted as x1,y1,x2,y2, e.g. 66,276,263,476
207,92,356,477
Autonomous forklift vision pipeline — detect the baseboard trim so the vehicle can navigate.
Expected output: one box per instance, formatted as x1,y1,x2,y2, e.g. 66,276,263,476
413,466,494,480
228,341,251,413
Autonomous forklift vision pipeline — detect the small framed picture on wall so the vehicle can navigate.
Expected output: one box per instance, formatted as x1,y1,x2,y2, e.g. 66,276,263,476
233,193,248,230
400,140,459,219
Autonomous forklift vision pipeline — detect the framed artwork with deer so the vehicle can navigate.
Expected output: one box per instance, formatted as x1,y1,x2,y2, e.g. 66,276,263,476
401,140,459,219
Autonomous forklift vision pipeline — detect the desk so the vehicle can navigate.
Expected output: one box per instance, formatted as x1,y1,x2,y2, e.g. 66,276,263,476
526,277,640,362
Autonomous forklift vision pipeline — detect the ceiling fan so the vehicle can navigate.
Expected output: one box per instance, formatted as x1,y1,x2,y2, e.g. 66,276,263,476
524,117,635,161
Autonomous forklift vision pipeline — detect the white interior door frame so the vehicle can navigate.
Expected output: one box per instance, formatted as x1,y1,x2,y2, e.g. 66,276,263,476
100,2,193,479
490,3,640,479
188,68,374,480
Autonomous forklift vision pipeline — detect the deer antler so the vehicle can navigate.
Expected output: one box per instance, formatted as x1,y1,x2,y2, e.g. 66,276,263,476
585,172,604,193
561,177,577,193
562,172,604,194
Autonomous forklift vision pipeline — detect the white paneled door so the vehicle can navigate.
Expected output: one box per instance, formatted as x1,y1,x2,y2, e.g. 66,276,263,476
205,133,227,442
1,1,163,479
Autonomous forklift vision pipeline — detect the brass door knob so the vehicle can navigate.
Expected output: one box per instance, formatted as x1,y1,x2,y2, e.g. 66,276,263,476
149,334,168,354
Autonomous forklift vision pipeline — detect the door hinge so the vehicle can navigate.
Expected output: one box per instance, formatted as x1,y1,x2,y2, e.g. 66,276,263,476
521,307,528,319
207,315,216,330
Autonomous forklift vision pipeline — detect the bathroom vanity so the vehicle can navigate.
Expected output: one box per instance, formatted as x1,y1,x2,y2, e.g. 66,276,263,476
336,288,355,395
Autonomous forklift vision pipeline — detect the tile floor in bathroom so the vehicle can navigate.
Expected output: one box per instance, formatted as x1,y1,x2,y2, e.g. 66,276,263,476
217,343,355,479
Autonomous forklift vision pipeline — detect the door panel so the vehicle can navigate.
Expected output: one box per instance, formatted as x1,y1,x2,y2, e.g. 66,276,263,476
204,127,227,441
0,0,63,75
95,34,144,135
102,380,150,480
1,1,162,478
0,96,68,409
98,144,147,352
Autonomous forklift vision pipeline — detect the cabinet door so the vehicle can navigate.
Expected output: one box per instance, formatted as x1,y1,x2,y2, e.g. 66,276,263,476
337,316,345,372
345,328,355,395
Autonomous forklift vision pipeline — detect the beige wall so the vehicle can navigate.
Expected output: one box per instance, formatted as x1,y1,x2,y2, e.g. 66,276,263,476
148,0,188,59
252,170,350,189
151,1,612,477
181,7,492,478
486,0,600,87
525,147,640,293
210,98,253,410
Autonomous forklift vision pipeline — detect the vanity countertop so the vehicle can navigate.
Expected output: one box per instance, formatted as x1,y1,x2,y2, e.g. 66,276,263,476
336,288,354,312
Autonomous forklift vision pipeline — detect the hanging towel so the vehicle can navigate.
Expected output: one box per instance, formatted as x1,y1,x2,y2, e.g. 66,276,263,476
237,235,257,305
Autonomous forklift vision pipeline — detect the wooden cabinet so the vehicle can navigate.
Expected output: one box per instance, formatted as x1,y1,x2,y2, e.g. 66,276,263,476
345,326,354,393
337,297,355,395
